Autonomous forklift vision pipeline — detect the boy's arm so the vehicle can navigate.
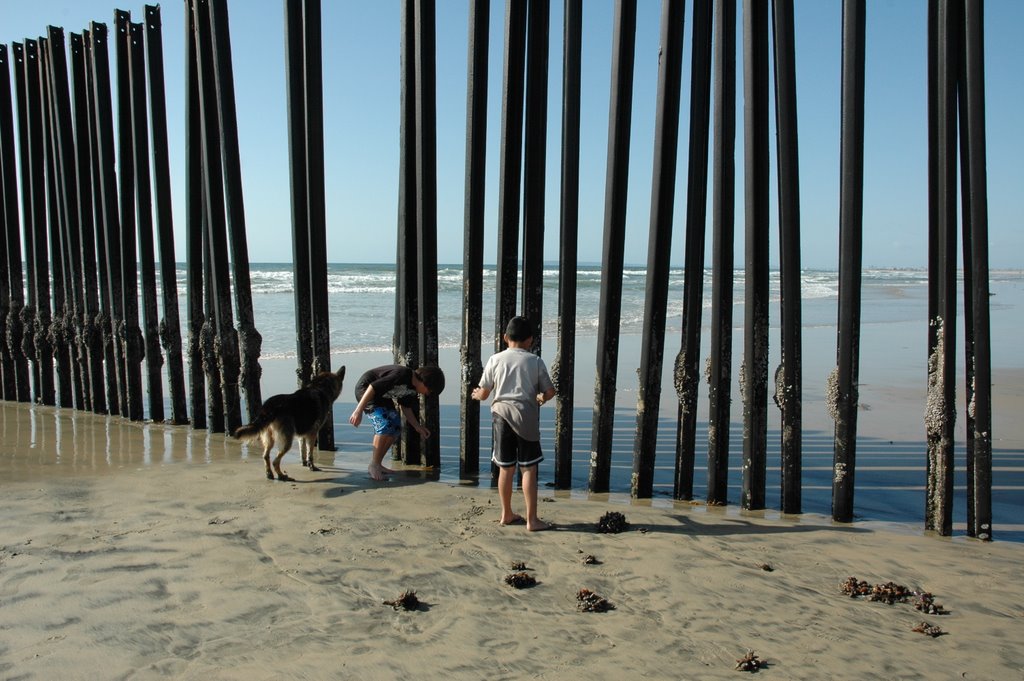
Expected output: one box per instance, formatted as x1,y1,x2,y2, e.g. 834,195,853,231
349,385,375,427
401,405,430,439
536,357,556,405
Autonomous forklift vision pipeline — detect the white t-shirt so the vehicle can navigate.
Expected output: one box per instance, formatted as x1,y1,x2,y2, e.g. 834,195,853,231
478,347,554,442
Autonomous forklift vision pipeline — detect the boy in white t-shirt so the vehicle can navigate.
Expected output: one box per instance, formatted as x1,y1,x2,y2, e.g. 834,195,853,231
472,316,556,531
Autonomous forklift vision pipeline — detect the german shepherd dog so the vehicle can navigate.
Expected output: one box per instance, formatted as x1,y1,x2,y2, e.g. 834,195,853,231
233,366,346,481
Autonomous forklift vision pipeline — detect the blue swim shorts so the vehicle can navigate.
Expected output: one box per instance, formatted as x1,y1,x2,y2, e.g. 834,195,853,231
367,405,403,438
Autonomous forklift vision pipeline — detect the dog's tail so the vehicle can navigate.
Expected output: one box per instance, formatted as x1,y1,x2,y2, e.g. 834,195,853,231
233,413,273,441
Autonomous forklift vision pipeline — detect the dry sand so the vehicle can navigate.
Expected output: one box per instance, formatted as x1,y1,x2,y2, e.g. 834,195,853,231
1,400,1023,680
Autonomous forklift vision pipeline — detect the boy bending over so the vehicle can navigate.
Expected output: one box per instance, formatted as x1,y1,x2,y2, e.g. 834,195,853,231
349,365,445,480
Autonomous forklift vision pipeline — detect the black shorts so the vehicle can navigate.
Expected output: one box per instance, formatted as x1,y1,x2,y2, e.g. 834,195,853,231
491,415,544,468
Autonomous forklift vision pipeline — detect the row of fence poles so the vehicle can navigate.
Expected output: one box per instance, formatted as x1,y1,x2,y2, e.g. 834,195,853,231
587,0,792,508
529,0,992,542
1,0,995,539
186,0,261,433
0,7,189,424
284,0,334,450
925,0,992,538
394,0,441,468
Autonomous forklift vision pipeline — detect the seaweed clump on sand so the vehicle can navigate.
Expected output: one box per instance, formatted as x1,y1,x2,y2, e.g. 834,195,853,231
841,577,949,617
576,588,613,612
840,577,912,604
383,590,420,611
912,621,946,637
735,650,767,672
596,511,630,534
914,591,948,615
505,572,536,589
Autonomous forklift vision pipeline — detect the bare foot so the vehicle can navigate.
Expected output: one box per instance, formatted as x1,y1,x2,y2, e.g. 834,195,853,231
527,519,551,532
499,513,525,526
368,464,392,481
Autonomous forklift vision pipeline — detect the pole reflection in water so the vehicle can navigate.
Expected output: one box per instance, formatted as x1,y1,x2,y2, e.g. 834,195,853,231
1,401,247,476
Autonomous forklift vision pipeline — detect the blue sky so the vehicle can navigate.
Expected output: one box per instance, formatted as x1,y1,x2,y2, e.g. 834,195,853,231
2,0,1022,268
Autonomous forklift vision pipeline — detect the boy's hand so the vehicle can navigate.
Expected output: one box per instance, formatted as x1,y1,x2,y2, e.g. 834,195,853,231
416,423,431,439
349,410,363,427
471,386,489,401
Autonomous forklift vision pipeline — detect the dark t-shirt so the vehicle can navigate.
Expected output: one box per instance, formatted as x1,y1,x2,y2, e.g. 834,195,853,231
354,365,420,411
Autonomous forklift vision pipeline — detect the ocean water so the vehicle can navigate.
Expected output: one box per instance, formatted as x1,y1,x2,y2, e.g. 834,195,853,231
174,263,1024,364
161,263,1024,539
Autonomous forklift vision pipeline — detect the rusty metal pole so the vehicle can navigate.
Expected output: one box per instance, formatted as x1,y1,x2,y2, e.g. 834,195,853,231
144,5,188,424
184,1,206,428
925,0,958,536
772,0,803,514
553,0,581,490
962,0,992,540
0,45,11,400
127,21,166,422
13,43,42,403
40,39,75,409
589,0,636,494
208,0,262,425
632,0,685,500
115,11,146,421
706,0,736,506
69,31,106,414
394,0,421,465
1,44,30,401
521,0,549,353
85,29,123,415
671,0,712,501
741,0,770,512
92,22,130,416
46,29,91,411
831,0,865,524
460,0,489,480
284,0,315,391
22,39,56,406
11,44,36,403
494,0,527,349
415,0,441,469
193,0,241,434
300,0,334,450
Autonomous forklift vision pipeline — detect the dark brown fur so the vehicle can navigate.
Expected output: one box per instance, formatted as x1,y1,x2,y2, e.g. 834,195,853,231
233,366,346,481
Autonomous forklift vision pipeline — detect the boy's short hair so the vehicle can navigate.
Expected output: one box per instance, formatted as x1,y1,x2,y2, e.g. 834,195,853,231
504,316,534,342
415,366,446,395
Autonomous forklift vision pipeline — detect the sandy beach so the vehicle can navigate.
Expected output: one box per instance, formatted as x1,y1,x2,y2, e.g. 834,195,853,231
2,395,1023,680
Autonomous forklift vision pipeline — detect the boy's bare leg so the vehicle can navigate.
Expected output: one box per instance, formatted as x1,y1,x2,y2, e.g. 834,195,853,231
496,465,523,525
369,434,397,480
521,465,550,531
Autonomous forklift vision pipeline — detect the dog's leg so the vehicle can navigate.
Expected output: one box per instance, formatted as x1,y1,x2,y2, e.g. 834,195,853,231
260,432,275,480
303,435,321,471
274,429,295,481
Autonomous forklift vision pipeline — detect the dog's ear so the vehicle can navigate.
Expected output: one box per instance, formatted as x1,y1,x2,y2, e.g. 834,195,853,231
337,366,346,380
